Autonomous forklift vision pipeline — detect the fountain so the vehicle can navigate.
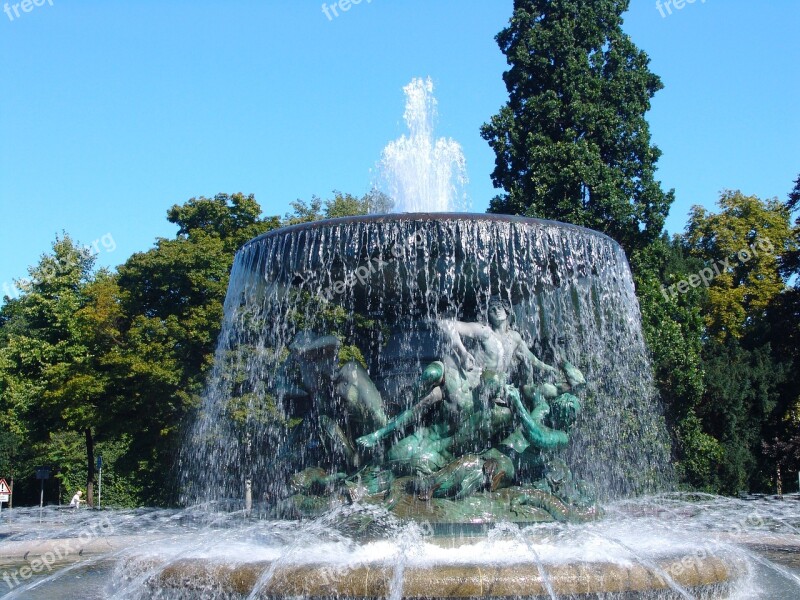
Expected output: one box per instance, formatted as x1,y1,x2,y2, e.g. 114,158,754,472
1,79,799,599
183,212,670,518
167,209,742,597
181,78,672,522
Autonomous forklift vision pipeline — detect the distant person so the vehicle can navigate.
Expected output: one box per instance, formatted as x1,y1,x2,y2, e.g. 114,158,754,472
69,490,83,508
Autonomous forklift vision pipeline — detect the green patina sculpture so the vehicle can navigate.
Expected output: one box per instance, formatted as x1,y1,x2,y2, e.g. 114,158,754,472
282,298,598,523
285,332,388,469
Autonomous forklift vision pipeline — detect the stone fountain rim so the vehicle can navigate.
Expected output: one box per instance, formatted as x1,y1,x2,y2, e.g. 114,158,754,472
240,212,620,251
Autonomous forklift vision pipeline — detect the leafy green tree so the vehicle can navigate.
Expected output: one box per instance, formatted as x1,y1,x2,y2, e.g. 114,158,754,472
676,187,798,494
168,193,277,254
632,237,706,420
631,236,711,486
481,0,673,252
0,236,108,504
685,190,796,341
284,189,393,226
1,191,384,506
284,197,324,225
675,412,725,493
114,193,280,503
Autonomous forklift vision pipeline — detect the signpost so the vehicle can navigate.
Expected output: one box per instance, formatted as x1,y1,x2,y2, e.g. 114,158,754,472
0,479,10,518
36,467,50,522
96,455,103,509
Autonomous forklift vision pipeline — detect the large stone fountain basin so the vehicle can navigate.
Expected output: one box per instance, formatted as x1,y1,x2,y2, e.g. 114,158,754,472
154,554,739,598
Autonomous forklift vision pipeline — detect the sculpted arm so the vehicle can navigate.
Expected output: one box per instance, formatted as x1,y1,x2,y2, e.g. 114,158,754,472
440,319,488,371
513,334,558,375
356,386,443,449
356,361,447,449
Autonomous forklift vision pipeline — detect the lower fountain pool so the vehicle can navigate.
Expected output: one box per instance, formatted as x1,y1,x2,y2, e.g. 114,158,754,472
0,494,798,599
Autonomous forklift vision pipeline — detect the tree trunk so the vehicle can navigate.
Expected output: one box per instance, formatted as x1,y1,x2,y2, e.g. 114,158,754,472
85,428,95,508
776,463,783,497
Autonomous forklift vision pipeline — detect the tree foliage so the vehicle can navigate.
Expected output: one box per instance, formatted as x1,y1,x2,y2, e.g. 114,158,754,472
0,188,384,506
676,187,798,494
112,194,280,503
0,194,282,506
0,236,111,503
631,237,708,485
685,191,796,341
481,0,673,252
283,189,392,226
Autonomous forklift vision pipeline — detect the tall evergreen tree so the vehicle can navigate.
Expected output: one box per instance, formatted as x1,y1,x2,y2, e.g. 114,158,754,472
481,0,673,252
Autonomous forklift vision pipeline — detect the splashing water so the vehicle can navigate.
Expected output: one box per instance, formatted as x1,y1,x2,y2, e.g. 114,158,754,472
180,214,672,507
1,496,798,598
378,77,468,213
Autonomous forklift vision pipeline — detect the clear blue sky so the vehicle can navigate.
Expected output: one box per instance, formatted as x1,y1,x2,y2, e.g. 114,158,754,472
1,1,798,293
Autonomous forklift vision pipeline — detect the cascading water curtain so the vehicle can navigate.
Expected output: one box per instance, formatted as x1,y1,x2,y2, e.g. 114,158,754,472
181,215,673,510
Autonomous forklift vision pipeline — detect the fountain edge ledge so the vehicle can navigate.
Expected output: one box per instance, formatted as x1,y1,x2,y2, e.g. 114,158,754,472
240,213,622,251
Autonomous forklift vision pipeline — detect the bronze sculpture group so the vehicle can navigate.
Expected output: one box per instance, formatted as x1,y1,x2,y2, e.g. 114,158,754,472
280,298,598,523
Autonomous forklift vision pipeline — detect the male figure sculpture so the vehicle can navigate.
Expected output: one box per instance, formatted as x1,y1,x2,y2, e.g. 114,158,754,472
357,298,584,479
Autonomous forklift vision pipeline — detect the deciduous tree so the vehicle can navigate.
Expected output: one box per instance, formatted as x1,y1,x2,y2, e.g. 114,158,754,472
685,190,796,341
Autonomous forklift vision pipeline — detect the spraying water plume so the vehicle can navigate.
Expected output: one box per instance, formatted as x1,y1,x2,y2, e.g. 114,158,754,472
378,77,468,213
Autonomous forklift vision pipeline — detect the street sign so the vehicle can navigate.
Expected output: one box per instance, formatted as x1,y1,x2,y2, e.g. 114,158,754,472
96,455,103,470
35,467,50,480
0,479,10,507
